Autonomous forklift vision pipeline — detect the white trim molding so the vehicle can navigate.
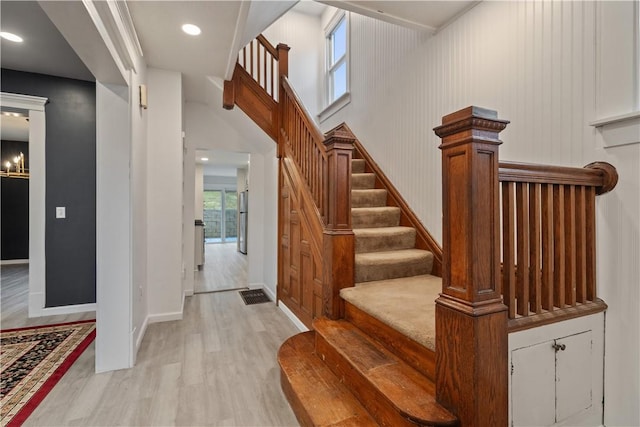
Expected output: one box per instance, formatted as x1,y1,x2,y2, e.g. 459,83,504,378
278,301,309,332
29,292,96,317
0,92,47,111
0,259,29,265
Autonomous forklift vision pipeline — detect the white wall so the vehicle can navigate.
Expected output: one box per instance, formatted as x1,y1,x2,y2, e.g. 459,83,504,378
182,143,196,294
195,164,204,220
262,146,279,296
96,82,132,372
129,61,149,362
313,2,638,424
146,68,184,321
264,8,323,117
247,153,265,288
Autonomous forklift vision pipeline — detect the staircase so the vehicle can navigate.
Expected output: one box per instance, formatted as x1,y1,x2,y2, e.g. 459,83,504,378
225,33,618,427
278,153,453,426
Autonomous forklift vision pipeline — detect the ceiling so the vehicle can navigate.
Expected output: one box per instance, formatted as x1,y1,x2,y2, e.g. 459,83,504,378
196,149,249,177
0,1,93,81
318,1,478,32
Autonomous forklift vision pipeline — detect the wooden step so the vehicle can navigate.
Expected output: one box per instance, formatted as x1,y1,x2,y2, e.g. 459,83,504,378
352,158,366,173
352,173,376,189
313,318,458,427
278,331,378,427
352,207,401,228
352,189,388,208
354,226,416,253
355,249,433,282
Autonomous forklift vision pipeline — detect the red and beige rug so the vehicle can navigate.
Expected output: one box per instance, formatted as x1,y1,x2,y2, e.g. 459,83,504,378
0,320,96,427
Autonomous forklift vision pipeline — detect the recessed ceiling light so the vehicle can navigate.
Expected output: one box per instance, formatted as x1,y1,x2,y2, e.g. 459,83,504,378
182,24,201,36
1,32,23,43
201,157,209,161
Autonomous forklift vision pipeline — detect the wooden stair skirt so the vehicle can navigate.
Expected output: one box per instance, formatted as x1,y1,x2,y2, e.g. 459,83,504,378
278,318,457,427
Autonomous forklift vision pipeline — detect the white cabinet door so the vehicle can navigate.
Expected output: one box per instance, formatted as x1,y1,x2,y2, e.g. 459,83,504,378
511,340,556,427
511,330,595,426
556,331,592,423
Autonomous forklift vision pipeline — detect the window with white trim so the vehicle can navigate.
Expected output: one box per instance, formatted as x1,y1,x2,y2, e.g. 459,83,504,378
326,12,349,105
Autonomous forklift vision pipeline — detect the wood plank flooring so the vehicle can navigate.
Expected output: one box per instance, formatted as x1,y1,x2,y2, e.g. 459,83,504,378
1,264,94,329
2,261,301,426
195,243,249,293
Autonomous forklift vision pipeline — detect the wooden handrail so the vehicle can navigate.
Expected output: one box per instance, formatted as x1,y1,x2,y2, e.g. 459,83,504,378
499,161,618,192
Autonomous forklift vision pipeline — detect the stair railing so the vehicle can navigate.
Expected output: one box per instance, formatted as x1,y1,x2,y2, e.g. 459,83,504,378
433,106,617,426
224,34,355,322
499,161,617,332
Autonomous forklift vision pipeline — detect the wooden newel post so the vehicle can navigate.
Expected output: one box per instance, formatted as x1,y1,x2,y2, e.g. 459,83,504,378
322,126,355,319
433,106,510,427
276,43,290,78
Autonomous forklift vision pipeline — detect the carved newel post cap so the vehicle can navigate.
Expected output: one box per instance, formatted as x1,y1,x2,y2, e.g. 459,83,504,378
324,123,355,149
433,106,510,140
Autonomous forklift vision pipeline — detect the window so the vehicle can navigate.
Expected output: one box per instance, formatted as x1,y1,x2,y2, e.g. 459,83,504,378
320,11,350,122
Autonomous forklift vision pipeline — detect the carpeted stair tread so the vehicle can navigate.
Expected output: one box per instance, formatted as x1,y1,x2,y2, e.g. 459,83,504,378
351,173,376,189
352,207,400,228
340,274,442,351
278,331,379,427
353,226,416,253
351,189,387,208
352,158,366,173
355,249,433,282
313,318,457,426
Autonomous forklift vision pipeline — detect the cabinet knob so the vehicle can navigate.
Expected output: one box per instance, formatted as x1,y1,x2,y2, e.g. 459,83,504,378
552,343,566,352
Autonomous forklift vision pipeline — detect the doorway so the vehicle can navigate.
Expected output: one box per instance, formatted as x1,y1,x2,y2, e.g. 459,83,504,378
203,189,237,243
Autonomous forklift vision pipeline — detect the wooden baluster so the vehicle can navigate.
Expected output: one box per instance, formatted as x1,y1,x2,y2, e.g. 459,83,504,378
516,182,529,316
249,40,254,78
529,183,542,313
502,181,516,319
564,185,577,306
553,185,566,308
575,186,587,303
433,106,509,427
541,184,554,311
585,186,596,301
322,126,355,319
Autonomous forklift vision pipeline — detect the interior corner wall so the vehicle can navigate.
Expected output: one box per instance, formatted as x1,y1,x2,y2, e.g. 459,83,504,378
0,69,96,307
247,152,265,287
146,68,183,320
262,146,279,295
182,144,196,293
195,164,204,221
129,61,149,360
264,9,323,117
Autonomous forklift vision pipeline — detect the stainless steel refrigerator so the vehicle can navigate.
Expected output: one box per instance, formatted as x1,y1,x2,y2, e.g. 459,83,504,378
238,191,248,254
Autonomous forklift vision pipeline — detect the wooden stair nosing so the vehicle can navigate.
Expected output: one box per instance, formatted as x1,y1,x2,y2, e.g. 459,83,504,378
313,318,457,427
344,301,436,381
278,332,379,427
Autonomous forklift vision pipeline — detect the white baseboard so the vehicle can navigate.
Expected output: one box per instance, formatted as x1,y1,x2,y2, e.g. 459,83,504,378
261,285,276,302
1,259,29,265
28,292,96,317
147,311,183,324
135,316,149,353
278,301,309,332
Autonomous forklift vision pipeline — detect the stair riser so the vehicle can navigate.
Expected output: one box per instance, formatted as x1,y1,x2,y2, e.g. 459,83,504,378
352,190,388,208
352,210,400,228
345,302,436,381
355,231,416,253
352,174,376,189
315,334,419,427
352,159,366,174
355,257,433,283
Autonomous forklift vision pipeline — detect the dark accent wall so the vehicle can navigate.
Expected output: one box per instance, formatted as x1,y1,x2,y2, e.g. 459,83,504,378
1,69,96,307
1,140,29,260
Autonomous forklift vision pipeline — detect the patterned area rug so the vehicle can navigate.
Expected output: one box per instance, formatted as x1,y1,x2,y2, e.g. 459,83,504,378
0,320,96,427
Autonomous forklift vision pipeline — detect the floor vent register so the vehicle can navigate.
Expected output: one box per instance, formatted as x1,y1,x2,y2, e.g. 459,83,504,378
239,289,271,305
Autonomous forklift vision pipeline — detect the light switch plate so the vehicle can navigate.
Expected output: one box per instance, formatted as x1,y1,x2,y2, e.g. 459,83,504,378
56,207,66,218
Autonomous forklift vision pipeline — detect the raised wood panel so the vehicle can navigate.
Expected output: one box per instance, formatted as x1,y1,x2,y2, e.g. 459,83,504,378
233,64,278,141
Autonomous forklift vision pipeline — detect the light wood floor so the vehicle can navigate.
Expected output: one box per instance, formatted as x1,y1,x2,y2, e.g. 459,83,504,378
2,263,301,426
195,243,248,293
1,264,94,329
